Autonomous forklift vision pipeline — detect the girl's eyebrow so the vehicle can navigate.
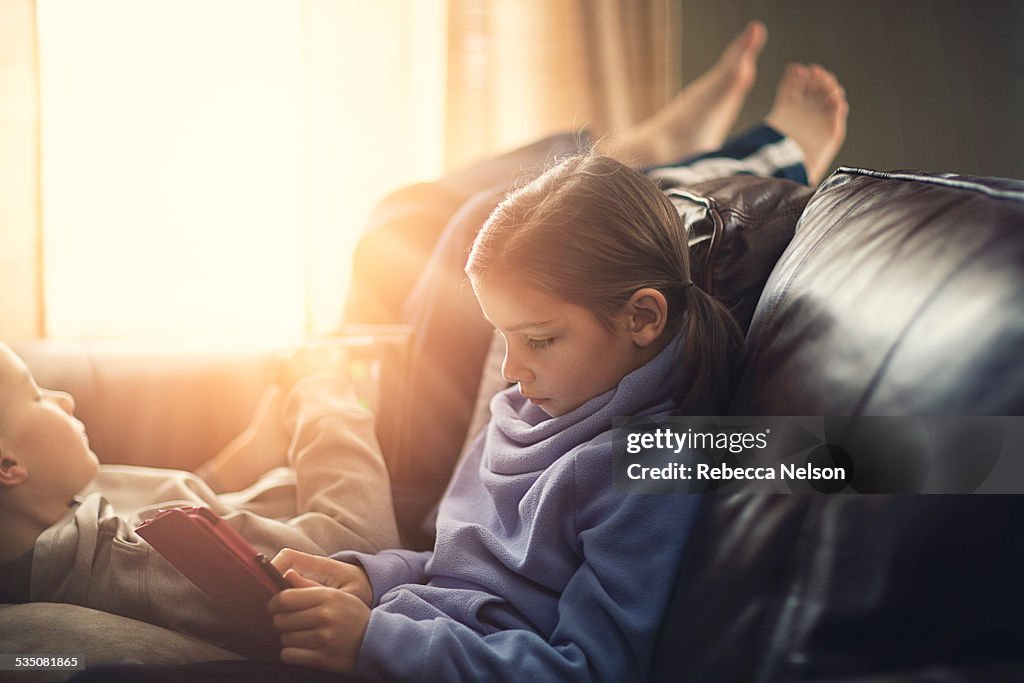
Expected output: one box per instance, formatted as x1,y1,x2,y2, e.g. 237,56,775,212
507,319,556,332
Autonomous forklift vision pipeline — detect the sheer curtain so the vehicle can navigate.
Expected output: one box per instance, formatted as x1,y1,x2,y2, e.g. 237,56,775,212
444,0,682,169
0,0,42,340
1,0,680,343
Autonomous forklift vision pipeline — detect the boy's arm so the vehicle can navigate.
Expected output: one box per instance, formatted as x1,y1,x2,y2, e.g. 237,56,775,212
197,344,364,495
196,384,290,493
278,373,400,553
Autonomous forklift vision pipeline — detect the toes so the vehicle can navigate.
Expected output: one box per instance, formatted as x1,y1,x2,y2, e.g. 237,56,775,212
805,64,845,103
778,63,809,100
829,83,849,107
805,65,832,96
826,91,849,116
826,80,848,113
726,20,768,62
783,62,809,85
743,20,768,53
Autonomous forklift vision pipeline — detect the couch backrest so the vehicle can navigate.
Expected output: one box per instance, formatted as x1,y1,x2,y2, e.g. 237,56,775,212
653,168,1024,683
731,167,1024,415
662,174,814,333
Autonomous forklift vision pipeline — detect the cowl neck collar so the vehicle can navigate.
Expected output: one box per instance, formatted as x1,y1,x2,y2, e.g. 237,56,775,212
484,333,682,476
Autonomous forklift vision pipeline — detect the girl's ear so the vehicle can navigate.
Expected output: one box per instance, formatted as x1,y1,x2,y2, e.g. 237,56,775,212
0,451,28,487
626,288,668,347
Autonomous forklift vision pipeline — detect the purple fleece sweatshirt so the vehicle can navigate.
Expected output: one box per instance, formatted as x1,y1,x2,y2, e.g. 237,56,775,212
335,336,701,682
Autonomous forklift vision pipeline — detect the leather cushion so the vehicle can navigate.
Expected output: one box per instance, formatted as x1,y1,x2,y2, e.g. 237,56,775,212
664,174,814,332
650,495,1024,683
732,167,1024,415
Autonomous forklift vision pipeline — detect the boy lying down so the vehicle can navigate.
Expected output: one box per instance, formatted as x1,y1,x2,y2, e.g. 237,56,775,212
0,341,398,652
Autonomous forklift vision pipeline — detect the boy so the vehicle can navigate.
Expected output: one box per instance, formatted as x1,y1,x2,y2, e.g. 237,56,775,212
0,341,398,651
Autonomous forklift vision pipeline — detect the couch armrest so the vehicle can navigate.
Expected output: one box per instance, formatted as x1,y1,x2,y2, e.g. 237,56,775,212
13,340,279,471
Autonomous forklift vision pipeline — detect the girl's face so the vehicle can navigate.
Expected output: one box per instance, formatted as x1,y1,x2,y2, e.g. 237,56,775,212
474,280,649,417
0,344,99,501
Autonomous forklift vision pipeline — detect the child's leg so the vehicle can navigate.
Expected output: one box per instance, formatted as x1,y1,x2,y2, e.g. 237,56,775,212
343,134,584,326
646,62,848,186
764,63,848,184
597,21,767,167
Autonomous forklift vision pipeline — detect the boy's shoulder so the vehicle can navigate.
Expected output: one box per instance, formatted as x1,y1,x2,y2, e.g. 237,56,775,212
29,492,153,602
36,492,139,548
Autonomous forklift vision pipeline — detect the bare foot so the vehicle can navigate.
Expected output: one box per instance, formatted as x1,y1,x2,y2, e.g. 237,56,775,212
600,20,767,166
765,63,849,184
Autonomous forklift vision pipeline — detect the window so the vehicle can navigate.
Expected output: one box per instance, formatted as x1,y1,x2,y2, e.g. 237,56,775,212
36,0,446,343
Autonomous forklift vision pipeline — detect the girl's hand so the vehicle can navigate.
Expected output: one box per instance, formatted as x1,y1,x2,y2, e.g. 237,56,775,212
270,548,373,606
268,570,370,675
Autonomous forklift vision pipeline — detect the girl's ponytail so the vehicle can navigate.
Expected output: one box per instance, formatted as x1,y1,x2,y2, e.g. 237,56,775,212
674,282,744,414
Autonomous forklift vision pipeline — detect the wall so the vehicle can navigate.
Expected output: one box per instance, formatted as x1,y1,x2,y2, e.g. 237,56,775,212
678,0,1024,179
0,0,41,341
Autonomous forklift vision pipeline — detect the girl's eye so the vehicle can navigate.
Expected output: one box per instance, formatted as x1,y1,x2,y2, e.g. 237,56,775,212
526,337,553,351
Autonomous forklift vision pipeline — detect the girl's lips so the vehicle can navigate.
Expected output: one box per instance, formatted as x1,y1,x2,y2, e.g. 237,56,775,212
519,389,548,404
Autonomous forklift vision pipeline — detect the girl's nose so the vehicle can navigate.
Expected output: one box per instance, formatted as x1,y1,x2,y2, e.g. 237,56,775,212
501,349,535,384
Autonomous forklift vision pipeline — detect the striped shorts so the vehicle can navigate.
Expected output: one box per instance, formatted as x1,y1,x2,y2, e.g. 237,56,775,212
643,124,807,187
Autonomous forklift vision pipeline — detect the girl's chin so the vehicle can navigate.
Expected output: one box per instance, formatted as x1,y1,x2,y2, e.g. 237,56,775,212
535,401,563,417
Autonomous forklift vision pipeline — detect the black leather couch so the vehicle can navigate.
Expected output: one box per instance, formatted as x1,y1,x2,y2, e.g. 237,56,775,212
651,168,1024,682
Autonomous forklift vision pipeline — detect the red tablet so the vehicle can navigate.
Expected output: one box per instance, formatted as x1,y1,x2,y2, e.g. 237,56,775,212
136,506,288,649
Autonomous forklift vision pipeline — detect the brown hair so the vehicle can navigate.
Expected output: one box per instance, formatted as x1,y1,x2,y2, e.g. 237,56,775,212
465,152,742,414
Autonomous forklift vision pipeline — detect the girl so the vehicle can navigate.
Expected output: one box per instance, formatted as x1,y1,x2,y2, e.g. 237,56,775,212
70,27,849,681
261,151,745,682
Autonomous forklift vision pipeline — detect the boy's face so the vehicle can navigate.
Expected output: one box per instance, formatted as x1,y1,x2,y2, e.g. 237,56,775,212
474,280,644,418
0,344,99,501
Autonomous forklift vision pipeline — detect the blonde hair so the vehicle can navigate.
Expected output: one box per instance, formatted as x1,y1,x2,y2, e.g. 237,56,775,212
465,152,742,413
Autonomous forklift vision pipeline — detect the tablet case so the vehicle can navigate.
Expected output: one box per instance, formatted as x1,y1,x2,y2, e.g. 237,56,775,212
135,506,285,650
